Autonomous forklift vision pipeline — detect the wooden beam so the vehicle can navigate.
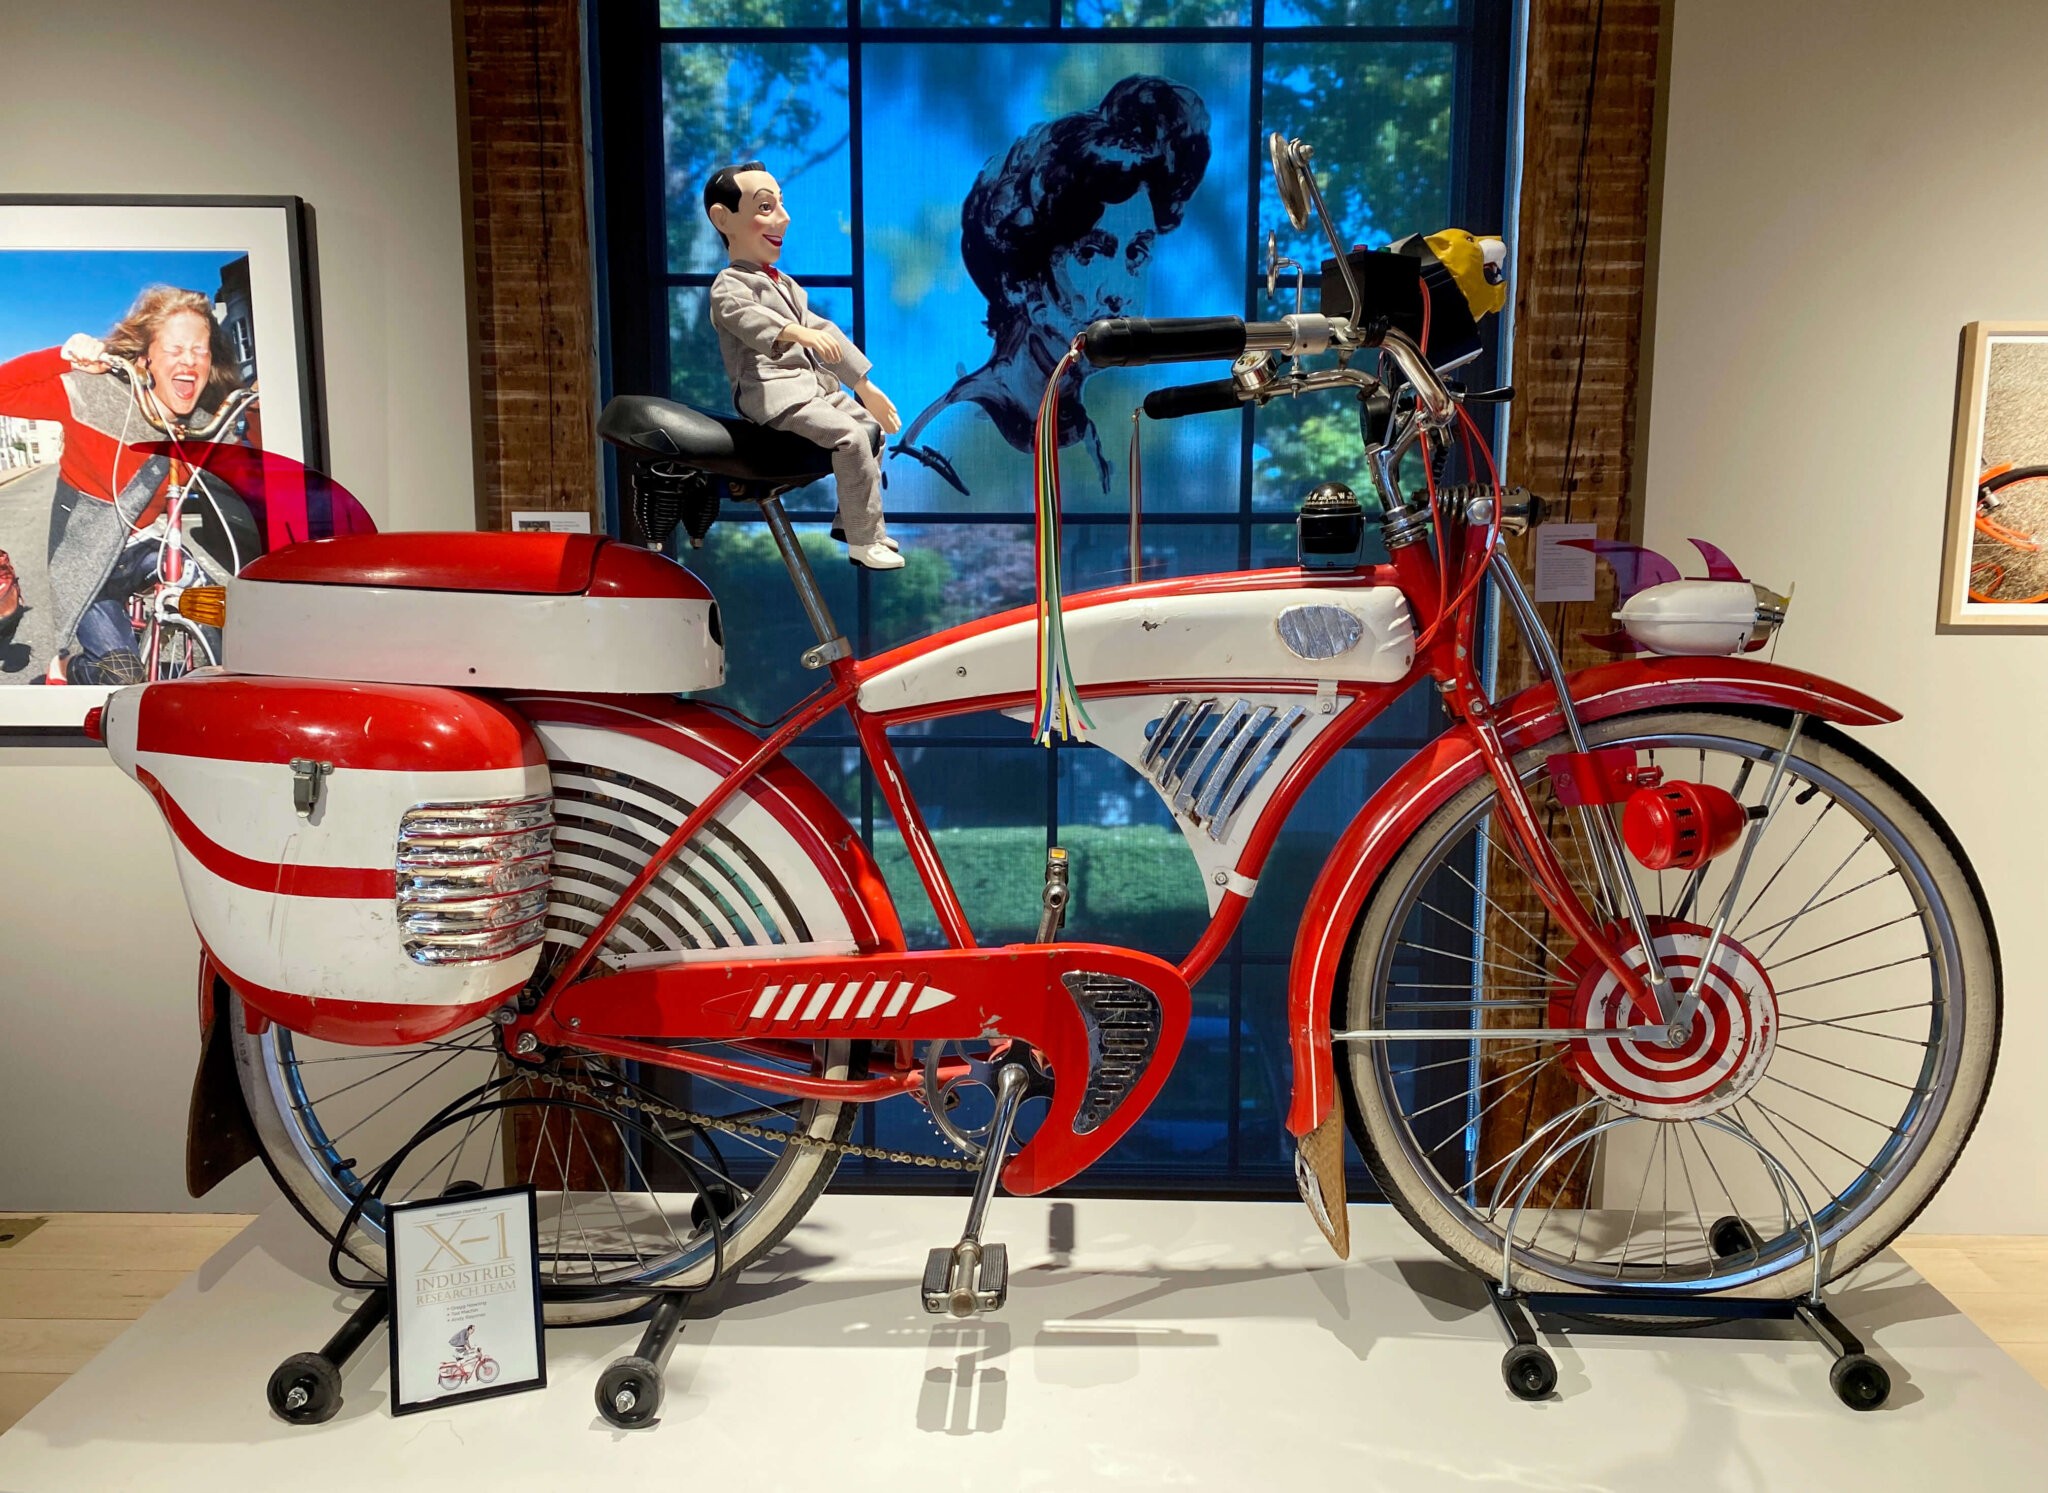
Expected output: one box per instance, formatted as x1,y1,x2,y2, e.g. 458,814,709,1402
1477,0,1666,1204
457,0,600,530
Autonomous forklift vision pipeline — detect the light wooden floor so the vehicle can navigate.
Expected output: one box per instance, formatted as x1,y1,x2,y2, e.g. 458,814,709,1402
0,1214,2039,1435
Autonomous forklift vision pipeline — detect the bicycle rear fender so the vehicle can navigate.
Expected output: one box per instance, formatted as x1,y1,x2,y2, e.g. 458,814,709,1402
1282,656,1899,1139
504,693,907,957
188,954,262,1199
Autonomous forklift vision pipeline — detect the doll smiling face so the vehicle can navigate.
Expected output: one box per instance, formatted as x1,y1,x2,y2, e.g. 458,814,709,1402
716,169,790,267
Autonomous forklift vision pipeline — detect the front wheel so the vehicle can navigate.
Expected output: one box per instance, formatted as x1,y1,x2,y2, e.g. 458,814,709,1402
1339,708,1998,1297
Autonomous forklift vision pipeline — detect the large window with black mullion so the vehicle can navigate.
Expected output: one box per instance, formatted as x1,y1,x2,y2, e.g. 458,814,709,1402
591,0,1514,1194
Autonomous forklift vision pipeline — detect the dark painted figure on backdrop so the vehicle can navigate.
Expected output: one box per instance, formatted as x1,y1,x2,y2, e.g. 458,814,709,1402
894,76,1211,497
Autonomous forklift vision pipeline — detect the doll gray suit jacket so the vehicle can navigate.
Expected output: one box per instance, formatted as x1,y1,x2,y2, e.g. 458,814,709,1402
708,262,872,425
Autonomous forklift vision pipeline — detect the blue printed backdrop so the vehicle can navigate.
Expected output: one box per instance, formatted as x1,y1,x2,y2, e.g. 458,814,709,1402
608,0,1509,1190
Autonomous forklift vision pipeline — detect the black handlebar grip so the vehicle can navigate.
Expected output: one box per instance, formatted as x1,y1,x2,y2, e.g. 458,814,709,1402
1082,316,1248,367
1142,380,1244,420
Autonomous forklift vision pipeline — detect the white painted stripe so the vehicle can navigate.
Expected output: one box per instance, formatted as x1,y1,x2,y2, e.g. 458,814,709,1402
829,984,859,1020
802,984,835,1021
775,985,807,1021
855,980,888,1019
883,981,914,1018
910,987,955,1015
751,986,780,1019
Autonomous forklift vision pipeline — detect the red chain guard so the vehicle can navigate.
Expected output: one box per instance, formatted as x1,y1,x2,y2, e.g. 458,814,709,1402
550,943,1192,1195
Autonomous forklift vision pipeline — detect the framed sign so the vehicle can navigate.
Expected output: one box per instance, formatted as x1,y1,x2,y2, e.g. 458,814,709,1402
1940,321,2048,628
388,1185,547,1415
0,195,349,728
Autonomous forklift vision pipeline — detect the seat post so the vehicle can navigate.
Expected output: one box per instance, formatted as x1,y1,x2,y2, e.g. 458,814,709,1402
758,493,851,669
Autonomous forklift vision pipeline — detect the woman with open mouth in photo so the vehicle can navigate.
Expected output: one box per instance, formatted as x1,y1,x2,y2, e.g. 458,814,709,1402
0,285,257,684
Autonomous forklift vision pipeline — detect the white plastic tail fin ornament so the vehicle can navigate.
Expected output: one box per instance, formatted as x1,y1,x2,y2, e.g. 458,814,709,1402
1566,538,1791,658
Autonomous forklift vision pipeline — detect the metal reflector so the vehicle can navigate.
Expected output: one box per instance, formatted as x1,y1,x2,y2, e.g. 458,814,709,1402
396,796,555,965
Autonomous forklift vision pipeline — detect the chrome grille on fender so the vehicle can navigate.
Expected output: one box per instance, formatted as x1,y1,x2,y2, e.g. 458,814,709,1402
396,796,554,965
1061,971,1164,1134
543,759,811,965
1139,696,1311,842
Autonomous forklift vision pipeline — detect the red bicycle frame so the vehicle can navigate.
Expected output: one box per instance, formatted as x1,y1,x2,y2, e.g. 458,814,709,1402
499,492,1655,1117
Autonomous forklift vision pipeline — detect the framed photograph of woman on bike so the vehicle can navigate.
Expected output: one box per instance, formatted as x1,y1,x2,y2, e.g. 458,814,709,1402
0,194,341,728
1940,320,2048,627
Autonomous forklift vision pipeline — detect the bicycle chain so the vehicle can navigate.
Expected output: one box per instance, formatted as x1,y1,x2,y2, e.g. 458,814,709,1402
545,1070,980,1172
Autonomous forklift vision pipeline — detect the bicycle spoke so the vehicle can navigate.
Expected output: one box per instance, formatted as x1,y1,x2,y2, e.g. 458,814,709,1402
1772,1043,1927,1093
1771,953,1930,999
1765,910,1922,971
1757,1073,1911,1134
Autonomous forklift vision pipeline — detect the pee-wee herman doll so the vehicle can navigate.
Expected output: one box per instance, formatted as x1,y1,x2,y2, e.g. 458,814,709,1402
704,161,903,570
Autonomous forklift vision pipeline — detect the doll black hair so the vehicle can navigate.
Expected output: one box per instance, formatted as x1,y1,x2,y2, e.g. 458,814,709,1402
703,160,770,247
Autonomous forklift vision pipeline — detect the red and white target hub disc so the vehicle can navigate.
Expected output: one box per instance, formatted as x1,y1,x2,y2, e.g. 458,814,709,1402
1549,918,1778,1120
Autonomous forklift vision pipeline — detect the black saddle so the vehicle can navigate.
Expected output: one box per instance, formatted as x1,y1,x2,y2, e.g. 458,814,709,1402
597,394,833,489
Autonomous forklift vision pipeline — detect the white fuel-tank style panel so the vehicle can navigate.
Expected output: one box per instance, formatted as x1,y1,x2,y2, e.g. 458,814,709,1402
225,581,724,694
858,586,1416,715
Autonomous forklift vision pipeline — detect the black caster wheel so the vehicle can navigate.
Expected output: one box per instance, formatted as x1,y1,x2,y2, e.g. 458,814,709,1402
1502,1343,1558,1401
1829,1353,1891,1411
597,1355,663,1428
441,1179,485,1198
690,1185,738,1231
1709,1215,1762,1258
268,1352,343,1425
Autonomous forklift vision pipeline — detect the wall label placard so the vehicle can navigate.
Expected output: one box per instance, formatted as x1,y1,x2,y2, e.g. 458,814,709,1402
388,1185,546,1415
1533,522,1598,603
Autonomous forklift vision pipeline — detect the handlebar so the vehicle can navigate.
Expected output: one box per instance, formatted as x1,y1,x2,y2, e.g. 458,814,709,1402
1141,379,1244,420
1083,314,1350,368
1084,317,1248,367
96,352,258,440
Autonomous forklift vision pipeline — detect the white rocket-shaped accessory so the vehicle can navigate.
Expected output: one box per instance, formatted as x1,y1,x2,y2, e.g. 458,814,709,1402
1566,537,1791,658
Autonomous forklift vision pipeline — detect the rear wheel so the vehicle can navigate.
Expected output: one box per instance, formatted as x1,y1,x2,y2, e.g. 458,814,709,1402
232,996,856,1325
231,721,881,1325
1340,708,1998,1297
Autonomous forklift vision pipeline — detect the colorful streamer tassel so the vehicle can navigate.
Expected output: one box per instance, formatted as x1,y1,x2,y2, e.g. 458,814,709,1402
1031,340,1094,745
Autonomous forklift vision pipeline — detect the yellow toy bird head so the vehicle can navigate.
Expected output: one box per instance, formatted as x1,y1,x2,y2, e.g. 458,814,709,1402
1418,229,1509,320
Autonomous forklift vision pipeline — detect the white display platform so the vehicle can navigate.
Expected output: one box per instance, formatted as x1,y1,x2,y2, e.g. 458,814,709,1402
3,1195,2046,1490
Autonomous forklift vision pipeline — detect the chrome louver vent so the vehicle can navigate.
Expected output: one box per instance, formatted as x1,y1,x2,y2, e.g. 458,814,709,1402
396,796,554,965
1062,970,1164,1134
1139,696,1311,842
544,759,811,964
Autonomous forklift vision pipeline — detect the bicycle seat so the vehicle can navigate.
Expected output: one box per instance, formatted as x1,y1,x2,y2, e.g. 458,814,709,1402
598,394,833,490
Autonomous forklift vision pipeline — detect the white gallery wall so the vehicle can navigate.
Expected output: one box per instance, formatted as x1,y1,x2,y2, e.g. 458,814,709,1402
0,2,475,1208
1644,0,2048,1230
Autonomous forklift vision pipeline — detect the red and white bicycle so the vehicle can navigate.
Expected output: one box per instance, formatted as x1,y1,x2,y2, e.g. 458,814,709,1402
87,132,1996,1337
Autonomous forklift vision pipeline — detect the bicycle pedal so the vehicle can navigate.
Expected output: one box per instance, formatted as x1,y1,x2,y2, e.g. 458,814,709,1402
921,1241,1008,1317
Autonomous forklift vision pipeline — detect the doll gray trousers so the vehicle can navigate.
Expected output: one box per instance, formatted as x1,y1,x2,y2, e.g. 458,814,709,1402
766,388,886,546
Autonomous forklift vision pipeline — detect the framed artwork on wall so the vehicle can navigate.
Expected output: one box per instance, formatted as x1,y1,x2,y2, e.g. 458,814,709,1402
1940,320,2048,628
0,195,356,729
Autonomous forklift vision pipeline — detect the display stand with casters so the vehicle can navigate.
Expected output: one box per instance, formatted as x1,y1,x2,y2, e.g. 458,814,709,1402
261,1083,730,1430
266,1289,392,1425
595,1293,690,1429
1481,1110,1893,1411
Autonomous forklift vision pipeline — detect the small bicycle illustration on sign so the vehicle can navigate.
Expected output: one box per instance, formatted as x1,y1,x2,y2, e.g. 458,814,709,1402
437,1326,501,1394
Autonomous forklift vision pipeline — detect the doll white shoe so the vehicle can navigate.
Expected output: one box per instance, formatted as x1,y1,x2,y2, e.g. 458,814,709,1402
847,541,905,571
831,526,899,551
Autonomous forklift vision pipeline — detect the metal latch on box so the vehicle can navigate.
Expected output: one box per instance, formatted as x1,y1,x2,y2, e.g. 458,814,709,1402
290,758,334,819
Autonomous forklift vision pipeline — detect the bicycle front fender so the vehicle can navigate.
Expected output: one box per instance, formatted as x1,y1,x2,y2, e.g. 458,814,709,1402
1282,656,1899,1140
